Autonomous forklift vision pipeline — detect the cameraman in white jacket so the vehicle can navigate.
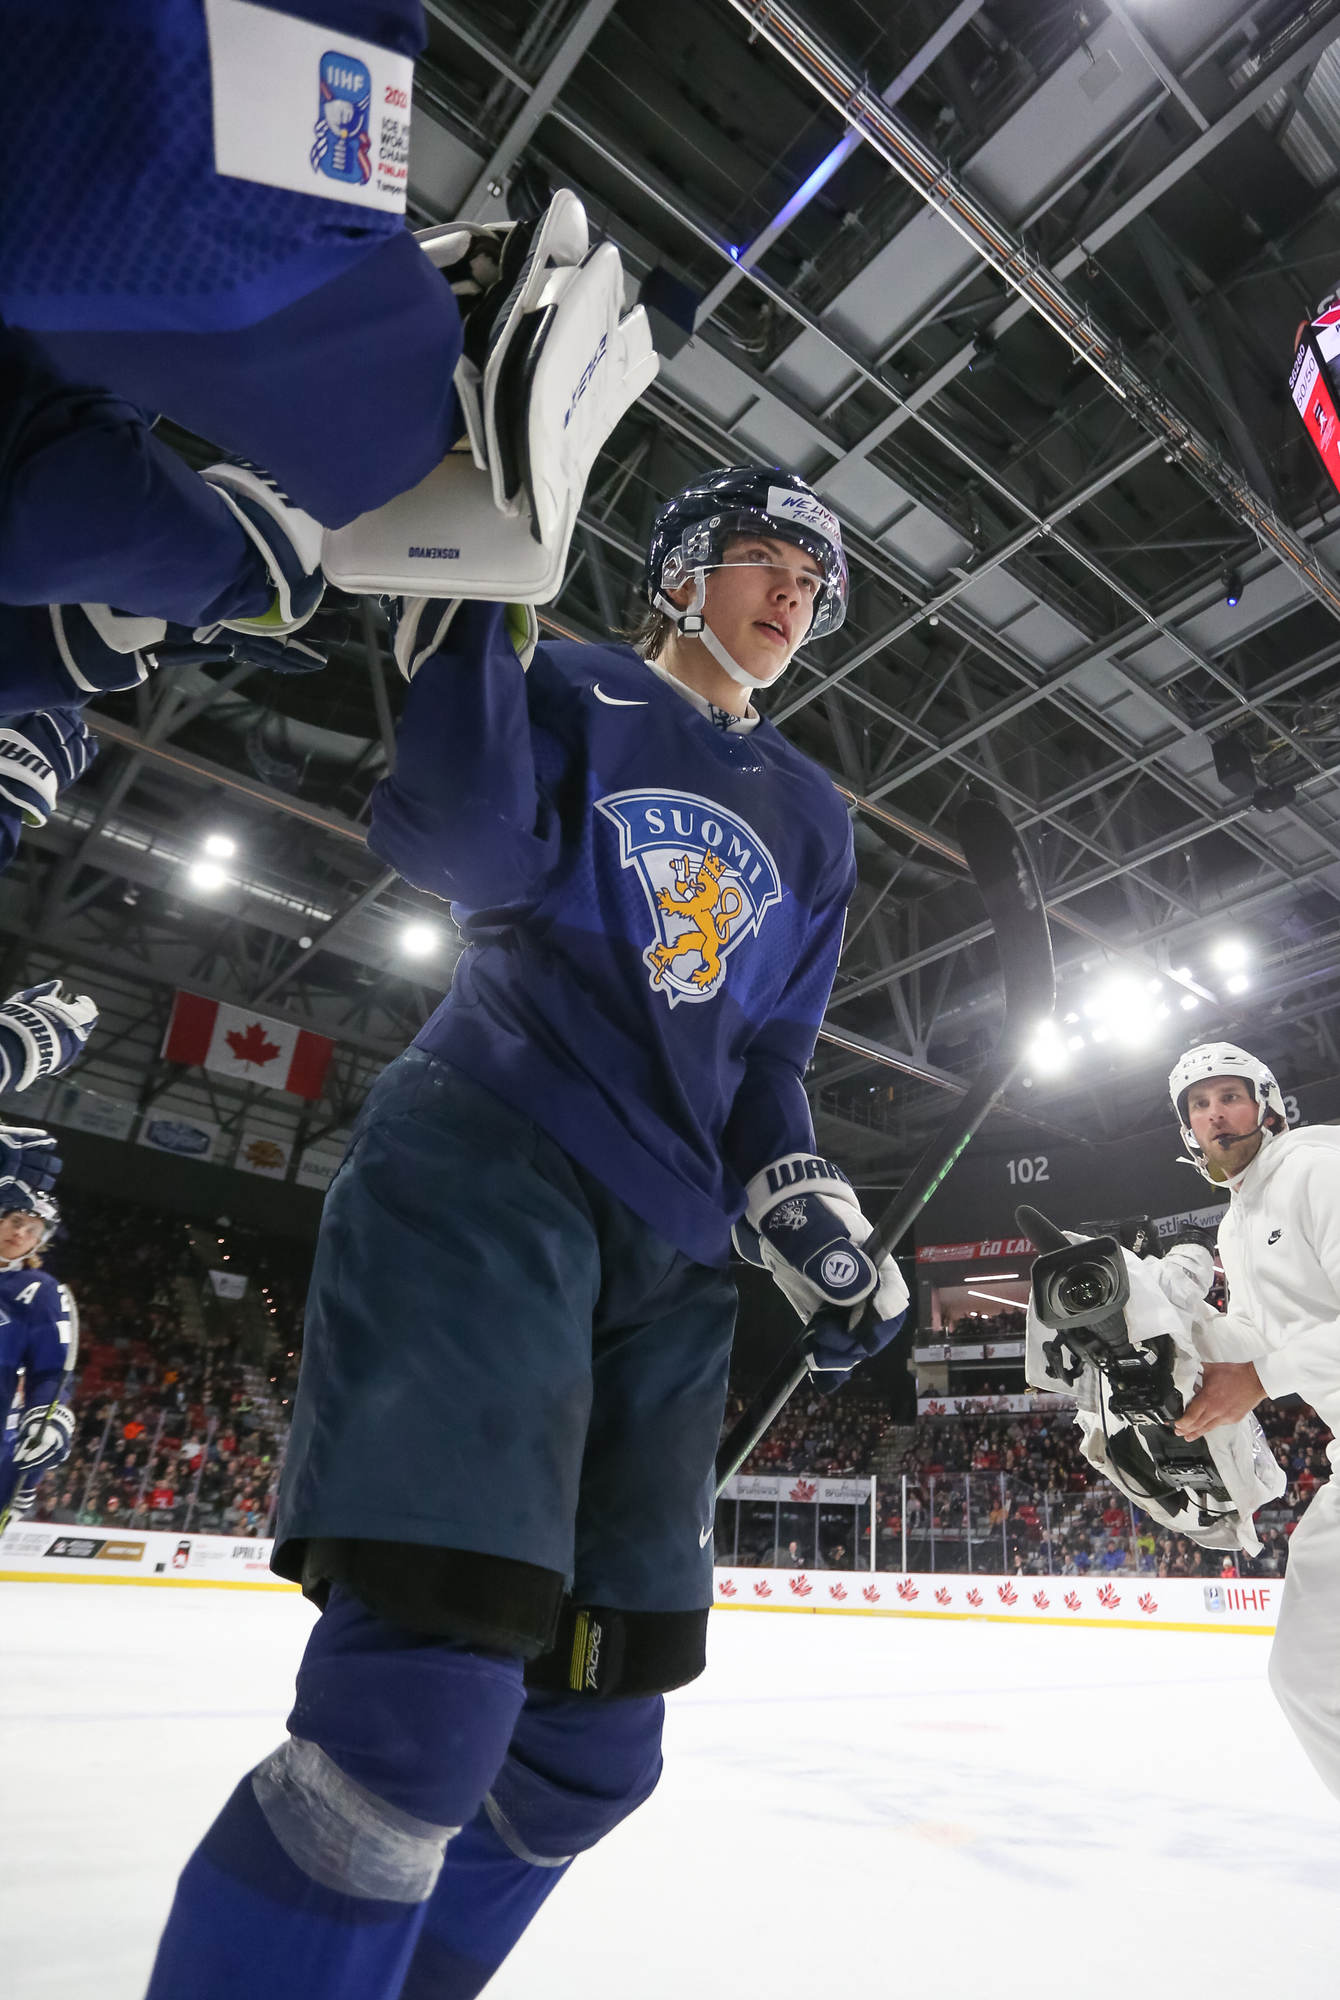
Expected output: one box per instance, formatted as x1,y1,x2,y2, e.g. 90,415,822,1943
1168,1042,1340,1801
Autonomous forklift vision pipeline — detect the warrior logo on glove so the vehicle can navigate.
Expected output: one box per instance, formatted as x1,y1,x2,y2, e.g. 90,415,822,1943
596,790,782,1006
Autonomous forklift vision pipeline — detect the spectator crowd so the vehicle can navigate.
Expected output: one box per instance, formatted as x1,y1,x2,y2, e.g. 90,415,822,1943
7,1190,1330,1586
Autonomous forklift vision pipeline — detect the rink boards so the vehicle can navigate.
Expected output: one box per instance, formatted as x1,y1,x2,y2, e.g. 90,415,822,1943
0,1523,1278,1632
0,1523,292,1589
712,1566,1277,1633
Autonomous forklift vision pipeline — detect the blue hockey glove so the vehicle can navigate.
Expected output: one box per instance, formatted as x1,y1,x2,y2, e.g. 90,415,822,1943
388,596,538,680
0,982,97,1093
0,1124,62,1194
200,461,325,636
12,1401,75,1475
0,708,96,828
733,1153,910,1375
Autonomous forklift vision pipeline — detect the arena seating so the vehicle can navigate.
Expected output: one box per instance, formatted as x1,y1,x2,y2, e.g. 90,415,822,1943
21,1193,1329,1581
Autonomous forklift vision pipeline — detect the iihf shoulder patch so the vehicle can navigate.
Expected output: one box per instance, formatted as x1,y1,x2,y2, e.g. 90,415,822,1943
596,788,782,1007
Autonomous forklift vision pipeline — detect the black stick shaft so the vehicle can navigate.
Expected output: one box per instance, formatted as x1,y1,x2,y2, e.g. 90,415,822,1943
715,1050,1020,1493
714,792,1054,1500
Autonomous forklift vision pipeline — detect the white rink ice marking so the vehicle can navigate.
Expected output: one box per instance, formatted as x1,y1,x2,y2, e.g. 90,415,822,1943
1,1584,1333,1997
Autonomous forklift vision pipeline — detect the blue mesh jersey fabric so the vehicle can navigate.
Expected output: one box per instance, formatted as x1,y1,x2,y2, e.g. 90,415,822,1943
0,1,427,334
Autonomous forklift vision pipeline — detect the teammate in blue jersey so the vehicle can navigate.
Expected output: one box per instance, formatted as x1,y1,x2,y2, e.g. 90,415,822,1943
0,0,452,628
0,1160,76,1529
147,468,910,2000
0,3,645,652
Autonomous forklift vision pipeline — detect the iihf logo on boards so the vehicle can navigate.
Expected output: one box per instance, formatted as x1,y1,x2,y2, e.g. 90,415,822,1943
596,789,782,1006
311,51,373,186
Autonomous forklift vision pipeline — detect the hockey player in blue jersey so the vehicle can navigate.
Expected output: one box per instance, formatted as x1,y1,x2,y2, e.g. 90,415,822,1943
1,3,651,650
146,467,909,1999
0,1151,76,1531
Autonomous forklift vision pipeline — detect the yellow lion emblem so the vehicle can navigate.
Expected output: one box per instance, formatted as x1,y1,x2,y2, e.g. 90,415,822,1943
647,849,744,992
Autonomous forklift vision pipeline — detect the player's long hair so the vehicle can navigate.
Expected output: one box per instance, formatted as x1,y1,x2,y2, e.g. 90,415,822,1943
621,607,675,659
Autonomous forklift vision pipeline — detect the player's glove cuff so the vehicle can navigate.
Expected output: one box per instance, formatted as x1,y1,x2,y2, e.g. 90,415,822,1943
390,597,538,680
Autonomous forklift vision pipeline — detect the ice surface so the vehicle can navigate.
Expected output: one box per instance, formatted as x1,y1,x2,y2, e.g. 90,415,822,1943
1,1584,1332,1997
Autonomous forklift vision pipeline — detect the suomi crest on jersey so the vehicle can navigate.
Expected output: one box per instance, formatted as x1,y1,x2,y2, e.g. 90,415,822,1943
596,789,783,1007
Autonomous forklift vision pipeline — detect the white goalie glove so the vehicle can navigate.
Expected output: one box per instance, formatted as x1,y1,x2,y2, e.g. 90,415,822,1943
322,189,659,604
1027,1238,1283,1553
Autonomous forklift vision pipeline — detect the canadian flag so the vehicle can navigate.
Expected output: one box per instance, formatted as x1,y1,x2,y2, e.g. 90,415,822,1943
162,992,334,1101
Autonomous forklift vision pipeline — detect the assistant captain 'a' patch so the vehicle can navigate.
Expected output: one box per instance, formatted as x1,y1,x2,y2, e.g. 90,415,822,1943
596,789,782,1007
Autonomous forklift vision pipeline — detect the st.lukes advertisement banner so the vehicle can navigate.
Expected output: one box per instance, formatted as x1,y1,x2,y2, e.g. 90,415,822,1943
162,992,334,1101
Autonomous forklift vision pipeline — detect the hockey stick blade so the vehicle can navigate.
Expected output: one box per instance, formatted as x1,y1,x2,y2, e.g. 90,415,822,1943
715,794,1055,1495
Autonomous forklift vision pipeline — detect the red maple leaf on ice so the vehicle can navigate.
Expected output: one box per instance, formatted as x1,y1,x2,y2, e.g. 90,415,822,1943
225,1021,281,1068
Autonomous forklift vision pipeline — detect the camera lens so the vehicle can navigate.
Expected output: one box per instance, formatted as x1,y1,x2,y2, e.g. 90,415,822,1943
1057,1265,1110,1315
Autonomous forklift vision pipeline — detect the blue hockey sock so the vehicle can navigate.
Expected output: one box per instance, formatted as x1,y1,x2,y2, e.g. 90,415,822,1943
146,1588,526,2000
399,1807,571,2000
400,1690,665,1999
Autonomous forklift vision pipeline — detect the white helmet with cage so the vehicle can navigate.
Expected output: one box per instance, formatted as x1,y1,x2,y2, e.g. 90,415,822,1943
1168,1042,1287,1181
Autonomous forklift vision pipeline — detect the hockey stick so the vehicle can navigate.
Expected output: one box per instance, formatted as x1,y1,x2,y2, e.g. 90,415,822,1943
715,793,1055,1495
0,1284,79,1539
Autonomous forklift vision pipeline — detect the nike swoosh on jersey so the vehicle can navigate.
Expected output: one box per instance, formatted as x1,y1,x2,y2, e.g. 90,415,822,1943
592,684,649,706
699,1525,713,1548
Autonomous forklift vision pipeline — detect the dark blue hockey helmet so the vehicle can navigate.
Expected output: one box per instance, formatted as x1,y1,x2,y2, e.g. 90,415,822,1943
0,1180,59,1241
645,467,849,642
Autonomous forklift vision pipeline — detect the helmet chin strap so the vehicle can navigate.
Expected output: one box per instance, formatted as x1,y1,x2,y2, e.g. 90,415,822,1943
653,573,768,692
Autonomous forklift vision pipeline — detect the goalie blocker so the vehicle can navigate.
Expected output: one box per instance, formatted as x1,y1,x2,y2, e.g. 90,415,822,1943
322,190,659,603
1020,1208,1284,1553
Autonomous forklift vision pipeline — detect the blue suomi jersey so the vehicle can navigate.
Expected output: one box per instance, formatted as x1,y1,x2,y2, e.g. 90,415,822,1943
0,1267,72,1435
0,0,424,336
369,606,856,1266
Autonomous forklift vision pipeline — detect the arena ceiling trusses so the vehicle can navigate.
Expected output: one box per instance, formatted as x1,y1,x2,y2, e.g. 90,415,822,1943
17,0,1340,1177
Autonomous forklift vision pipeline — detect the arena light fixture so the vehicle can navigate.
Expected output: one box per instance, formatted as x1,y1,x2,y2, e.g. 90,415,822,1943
1226,972,1251,995
1026,1019,1068,1074
187,860,228,892
1212,937,1249,971
967,1288,1025,1307
203,832,236,860
401,921,439,958
1180,994,1199,1011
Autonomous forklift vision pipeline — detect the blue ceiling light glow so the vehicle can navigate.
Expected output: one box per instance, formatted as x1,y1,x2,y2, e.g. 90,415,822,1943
727,131,859,277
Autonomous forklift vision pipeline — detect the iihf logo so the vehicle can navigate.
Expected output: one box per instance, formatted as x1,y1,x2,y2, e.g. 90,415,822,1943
596,789,782,1007
312,51,372,186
